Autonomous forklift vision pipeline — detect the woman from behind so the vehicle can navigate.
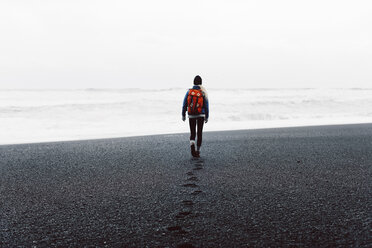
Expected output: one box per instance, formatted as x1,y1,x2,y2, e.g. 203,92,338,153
182,75,209,157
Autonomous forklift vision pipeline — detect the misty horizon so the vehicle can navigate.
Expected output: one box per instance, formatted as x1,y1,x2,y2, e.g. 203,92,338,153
1,0,371,89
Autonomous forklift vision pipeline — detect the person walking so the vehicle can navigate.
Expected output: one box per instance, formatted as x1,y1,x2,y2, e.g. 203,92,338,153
182,75,209,157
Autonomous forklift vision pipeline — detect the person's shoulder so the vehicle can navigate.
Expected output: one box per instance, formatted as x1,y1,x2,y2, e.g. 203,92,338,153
185,88,191,96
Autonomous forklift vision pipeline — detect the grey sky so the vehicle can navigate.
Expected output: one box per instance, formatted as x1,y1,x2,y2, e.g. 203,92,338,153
1,0,371,89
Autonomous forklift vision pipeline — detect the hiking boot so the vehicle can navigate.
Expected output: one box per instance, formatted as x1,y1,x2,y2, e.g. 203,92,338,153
195,150,200,157
190,144,196,157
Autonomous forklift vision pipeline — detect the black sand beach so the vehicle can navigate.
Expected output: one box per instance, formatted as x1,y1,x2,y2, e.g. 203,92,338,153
1,124,371,247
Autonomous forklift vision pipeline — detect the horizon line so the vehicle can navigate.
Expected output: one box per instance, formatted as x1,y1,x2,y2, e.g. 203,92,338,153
1,87,372,91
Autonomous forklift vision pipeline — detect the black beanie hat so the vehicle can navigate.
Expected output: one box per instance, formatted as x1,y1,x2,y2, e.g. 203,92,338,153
194,75,202,85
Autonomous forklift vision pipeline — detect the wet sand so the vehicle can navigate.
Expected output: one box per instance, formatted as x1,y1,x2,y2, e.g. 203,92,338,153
0,124,371,247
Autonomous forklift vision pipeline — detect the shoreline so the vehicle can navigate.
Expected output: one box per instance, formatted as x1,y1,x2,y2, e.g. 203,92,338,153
2,121,372,146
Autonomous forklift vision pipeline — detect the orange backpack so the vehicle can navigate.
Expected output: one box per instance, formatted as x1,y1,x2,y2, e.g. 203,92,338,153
187,89,204,115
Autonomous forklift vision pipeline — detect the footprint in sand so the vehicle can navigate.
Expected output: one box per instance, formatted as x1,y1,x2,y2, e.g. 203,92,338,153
191,190,202,195
186,176,198,181
194,159,204,164
182,200,194,206
177,243,195,248
175,211,192,219
167,226,188,235
183,183,198,188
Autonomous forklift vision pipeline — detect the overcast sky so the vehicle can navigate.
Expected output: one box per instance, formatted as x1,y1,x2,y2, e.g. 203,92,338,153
1,0,371,89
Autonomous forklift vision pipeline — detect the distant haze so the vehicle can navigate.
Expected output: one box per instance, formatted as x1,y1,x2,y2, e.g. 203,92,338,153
1,0,371,89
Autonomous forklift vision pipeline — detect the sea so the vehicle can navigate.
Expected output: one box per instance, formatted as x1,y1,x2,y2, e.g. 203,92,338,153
1,88,372,145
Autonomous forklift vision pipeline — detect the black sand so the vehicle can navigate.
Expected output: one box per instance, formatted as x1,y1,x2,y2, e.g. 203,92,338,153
0,124,371,247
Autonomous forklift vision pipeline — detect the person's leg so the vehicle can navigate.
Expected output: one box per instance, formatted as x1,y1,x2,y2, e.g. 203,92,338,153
189,118,196,141
196,117,204,151
189,118,197,156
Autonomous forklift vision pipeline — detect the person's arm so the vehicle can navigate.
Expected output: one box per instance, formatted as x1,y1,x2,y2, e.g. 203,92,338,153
204,94,209,122
182,91,189,120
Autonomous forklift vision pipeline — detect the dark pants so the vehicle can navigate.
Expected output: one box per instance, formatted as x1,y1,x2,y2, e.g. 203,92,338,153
189,117,204,147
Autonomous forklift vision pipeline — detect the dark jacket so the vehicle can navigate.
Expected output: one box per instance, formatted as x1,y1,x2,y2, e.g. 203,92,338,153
182,86,209,119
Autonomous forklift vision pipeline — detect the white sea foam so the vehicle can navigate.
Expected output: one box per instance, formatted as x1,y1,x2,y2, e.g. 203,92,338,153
1,88,371,144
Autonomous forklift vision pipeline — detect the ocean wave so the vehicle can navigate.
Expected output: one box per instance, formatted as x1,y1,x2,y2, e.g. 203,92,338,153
1,88,372,144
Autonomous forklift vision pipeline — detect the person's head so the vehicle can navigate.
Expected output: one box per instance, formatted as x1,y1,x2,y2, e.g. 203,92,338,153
194,75,202,85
